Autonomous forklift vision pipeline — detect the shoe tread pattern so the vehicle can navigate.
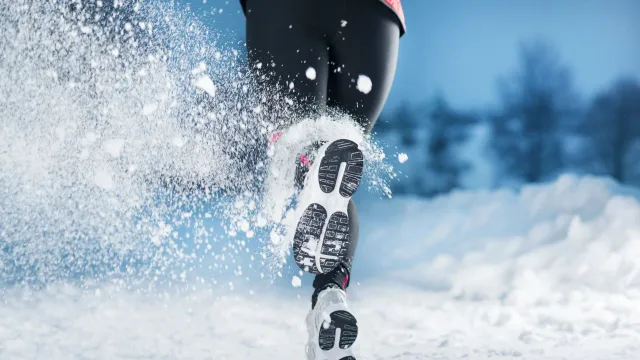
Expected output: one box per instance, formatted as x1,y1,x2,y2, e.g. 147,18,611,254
318,310,358,352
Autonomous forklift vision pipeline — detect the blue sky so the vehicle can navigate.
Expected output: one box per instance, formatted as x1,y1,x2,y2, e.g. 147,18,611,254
186,0,640,110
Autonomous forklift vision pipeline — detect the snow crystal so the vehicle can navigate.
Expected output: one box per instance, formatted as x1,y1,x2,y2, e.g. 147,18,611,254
398,152,408,163
305,67,316,80
356,75,372,94
291,276,301,288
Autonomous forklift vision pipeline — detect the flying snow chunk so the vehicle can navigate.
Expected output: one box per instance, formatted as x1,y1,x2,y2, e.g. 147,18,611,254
341,20,348,27
142,103,158,116
292,276,302,288
398,153,409,164
172,136,186,148
103,139,125,158
306,67,317,80
194,75,216,98
93,170,114,190
357,75,372,94
191,62,207,75
270,231,281,245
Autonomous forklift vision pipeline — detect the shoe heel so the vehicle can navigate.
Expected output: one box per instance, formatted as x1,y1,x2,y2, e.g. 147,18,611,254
293,139,364,274
317,139,364,197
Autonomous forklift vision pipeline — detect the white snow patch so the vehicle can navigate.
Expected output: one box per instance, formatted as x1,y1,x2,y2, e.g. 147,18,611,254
103,139,125,158
93,169,114,190
305,67,316,80
191,61,207,75
141,103,158,116
193,75,216,98
356,75,372,94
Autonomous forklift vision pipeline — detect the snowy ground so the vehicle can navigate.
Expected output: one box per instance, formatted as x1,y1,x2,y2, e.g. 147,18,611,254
2,175,640,359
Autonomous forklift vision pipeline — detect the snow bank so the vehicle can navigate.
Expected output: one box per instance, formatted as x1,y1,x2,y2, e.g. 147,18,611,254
2,175,640,359
357,174,640,302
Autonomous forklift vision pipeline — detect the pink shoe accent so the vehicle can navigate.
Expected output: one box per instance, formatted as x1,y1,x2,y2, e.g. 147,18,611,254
269,131,283,144
299,155,312,168
342,274,349,289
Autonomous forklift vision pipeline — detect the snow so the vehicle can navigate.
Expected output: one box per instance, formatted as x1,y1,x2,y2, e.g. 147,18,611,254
141,103,158,116
305,67,316,80
93,169,114,190
398,152,409,163
193,75,216,98
357,75,373,94
191,61,207,75
1,176,639,359
2,2,639,359
103,138,125,158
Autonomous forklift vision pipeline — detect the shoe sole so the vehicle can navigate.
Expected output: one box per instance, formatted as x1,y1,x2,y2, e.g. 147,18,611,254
319,310,359,352
292,139,364,274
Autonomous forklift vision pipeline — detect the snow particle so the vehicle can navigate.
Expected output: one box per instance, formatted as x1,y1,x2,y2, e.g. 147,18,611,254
103,139,125,158
270,231,281,245
193,75,216,98
398,153,409,164
357,75,372,94
341,20,348,27
291,276,302,288
306,67,316,80
93,170,114,190
142,103,158,116
191,62,207,75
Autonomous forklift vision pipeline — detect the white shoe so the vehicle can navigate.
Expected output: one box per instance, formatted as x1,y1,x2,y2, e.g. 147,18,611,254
292,139,364,274
305,287,358,360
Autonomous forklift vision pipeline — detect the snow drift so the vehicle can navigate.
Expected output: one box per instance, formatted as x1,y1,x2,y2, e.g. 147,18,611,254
2,175,640,359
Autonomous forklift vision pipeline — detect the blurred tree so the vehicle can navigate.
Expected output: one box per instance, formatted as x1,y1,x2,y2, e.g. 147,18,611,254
491,40,579,184
581,78,640,183
377,102,420,195
377,101,419,147
381,96,475,197
419,95,475,196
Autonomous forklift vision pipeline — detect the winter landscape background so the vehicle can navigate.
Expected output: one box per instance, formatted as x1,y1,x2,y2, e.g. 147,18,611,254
1,0,640,359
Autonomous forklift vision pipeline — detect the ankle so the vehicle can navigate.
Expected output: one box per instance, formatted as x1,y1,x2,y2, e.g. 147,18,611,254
311,264,351,309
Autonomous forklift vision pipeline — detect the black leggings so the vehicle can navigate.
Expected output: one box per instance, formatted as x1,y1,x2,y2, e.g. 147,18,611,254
245,0,400,282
